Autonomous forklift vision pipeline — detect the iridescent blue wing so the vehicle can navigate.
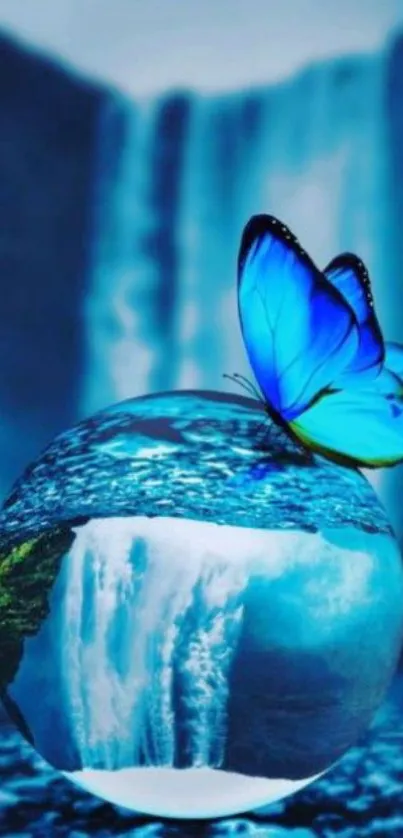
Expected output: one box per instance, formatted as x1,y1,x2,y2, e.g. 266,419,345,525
290,337,403,467
323,253,384,381
238,215,359,421
290,388,403,467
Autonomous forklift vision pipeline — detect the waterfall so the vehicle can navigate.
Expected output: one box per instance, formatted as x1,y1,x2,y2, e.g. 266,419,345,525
82,48,393,406
61,516,250,770
81,48,398,504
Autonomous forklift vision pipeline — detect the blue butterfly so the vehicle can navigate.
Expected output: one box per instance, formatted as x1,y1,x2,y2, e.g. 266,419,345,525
237,214,403,468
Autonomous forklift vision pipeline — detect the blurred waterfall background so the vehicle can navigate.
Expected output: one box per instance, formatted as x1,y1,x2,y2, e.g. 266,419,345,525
1,2,403,834
1,13,403,535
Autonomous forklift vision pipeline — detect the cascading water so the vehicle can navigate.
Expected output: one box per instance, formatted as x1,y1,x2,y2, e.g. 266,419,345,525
61,516,250,770
7,508,387,786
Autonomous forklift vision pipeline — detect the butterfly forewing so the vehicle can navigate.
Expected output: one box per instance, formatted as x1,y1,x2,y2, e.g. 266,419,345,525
238,215,359,421
324,253,384,380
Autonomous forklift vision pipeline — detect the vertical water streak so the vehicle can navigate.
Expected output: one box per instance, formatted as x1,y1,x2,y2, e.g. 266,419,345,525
61,531,88,762
82,96,162,416
128,521,202,766
174,94,259,391
176,557,246,767
63,521,139,767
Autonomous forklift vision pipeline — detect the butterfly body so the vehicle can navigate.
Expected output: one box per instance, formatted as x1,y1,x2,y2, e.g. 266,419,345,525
237,214,403,469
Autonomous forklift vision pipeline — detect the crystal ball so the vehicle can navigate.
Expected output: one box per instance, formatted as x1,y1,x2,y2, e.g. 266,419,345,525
1,390,403,819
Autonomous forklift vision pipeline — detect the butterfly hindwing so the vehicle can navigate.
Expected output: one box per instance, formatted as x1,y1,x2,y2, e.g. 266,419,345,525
290,388,403,467
238,215,359,421
289,337,403,466
324,253,384,381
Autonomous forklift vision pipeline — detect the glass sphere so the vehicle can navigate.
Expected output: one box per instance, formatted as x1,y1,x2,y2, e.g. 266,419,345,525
1,390,402,820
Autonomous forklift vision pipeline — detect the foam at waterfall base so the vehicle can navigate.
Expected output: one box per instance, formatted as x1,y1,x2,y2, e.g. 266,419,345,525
65,766,322,819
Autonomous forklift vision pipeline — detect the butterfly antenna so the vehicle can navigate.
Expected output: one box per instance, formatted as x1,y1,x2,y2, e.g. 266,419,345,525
233,373,263,399
223,372,265,404
223,373,252,396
